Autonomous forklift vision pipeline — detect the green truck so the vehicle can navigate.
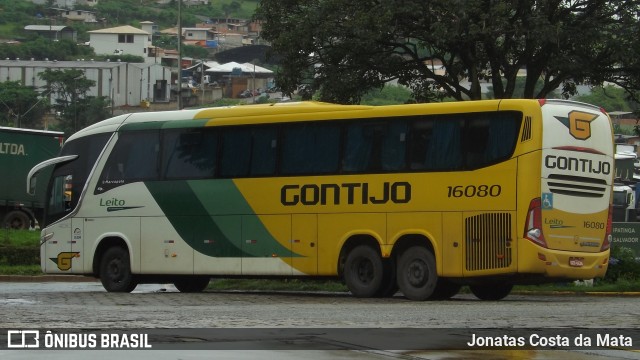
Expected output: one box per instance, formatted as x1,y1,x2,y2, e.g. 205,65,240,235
0,126,63,229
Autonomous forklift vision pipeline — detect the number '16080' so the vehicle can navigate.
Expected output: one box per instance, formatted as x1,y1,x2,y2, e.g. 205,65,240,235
447,185,502,198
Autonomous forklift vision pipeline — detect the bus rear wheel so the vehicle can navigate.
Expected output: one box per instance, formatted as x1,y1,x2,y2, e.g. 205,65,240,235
173,276,210,293
469,283,513,301
344,245,384,298
99,247,137,293
397,246,437,301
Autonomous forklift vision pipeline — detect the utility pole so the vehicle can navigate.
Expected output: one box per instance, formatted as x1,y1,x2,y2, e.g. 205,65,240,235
201,60,205,106
177,0,182,110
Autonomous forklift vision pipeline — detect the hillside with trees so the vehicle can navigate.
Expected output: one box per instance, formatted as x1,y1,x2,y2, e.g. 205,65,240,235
257,0,640,107
0,0,259,61
0,0,259,40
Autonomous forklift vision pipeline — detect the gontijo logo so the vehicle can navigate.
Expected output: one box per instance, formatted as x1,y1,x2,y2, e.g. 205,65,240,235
554,111,599,140
50,252,80,271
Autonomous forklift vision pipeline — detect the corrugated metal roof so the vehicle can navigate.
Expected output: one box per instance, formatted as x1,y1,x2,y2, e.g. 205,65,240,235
24,25,71,32
0,59,126,69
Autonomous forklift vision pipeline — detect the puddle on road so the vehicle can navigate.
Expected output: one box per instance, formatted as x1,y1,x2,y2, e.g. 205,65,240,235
0,298,38,305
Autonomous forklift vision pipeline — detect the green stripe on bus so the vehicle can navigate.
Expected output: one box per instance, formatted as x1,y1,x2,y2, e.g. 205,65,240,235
119,121,165,131
119,119,209,132
145,180,297,258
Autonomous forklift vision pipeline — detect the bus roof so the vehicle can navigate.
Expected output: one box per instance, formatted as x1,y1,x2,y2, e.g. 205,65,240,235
67,99,572,140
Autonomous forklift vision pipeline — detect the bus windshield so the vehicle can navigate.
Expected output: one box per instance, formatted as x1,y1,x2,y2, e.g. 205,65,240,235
44,133,111,226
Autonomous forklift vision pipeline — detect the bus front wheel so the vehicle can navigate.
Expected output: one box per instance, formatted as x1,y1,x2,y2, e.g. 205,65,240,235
469,283,513,301
99,247,137,293
344,245,384,298
173,276,210,293
397,246,437,301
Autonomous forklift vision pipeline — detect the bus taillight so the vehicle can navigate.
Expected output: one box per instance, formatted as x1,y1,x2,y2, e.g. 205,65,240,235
525,198,547,248
601,204,613,251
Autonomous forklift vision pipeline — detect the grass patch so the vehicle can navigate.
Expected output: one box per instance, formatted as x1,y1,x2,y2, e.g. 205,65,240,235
0,265,42,276
0,229,40,247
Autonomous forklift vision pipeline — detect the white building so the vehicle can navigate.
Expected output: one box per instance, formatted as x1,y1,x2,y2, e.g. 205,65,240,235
182,27,217,42
52,8,98,23
0,59,171,108
140,21,158,40
88,26,151,59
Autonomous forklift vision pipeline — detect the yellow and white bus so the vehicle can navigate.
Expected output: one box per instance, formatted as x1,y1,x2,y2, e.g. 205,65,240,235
28,99,614,300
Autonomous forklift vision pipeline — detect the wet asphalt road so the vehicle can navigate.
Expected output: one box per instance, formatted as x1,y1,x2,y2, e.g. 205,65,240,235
0,281,638,359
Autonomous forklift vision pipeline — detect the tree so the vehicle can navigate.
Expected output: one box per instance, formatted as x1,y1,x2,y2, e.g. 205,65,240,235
38,69,109,135
255,0,640,104
184,45,210,59
222,1,242,21
360,84,412,105
0,38,95,61
575,85,640,113
0,81,48,128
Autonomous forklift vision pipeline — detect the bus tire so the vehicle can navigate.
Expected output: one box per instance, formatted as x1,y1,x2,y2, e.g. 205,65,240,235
173,276,210,293
429,278,461,300
397,246,437,301
470,283,513,301
344,245,384,298
3,211,30,230
99,247,137,293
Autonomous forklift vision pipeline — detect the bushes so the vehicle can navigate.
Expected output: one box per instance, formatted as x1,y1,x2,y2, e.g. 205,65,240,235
0,229,39,266
603,246,640,283
0,246,39,266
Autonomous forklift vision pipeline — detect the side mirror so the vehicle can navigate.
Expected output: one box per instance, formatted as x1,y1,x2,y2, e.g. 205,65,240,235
26,155,79,195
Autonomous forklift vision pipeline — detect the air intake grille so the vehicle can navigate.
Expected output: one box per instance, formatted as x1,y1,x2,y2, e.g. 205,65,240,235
520,116,532,142
465,213,512,271
546,174,607,198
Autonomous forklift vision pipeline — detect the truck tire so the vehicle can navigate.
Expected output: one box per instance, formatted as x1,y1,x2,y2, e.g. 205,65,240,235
2,211,30,230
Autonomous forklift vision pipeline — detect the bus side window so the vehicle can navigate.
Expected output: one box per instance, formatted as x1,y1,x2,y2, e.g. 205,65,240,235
463,117,490,168
381,121,407,171
98,130,160,191
424,119,462,170
408,119,433,170
343,123,376,172
249,127,277,176
163,129,217,179
343,121,407,173
281,123,340,175
483,112,520,164
220,127,278,178
220,128,251,177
